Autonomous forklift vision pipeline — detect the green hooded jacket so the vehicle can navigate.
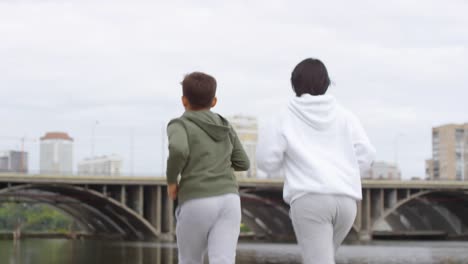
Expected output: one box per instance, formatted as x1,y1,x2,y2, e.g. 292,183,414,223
166,110,250,204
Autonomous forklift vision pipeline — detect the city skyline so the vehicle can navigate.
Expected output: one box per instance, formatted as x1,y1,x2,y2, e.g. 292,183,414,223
1,1,467,178
1,121,466,179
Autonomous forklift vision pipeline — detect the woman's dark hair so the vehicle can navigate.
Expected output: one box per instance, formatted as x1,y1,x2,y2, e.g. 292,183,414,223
291,58,330,96
181,72,217,109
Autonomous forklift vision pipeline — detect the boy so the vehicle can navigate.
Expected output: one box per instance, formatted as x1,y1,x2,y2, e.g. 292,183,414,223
166,72,250,264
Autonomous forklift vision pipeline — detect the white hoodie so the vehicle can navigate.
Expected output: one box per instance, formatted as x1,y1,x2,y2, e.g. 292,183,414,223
256,94,376,204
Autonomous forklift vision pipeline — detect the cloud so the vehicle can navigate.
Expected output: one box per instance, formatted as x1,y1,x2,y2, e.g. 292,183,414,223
0,0,467,177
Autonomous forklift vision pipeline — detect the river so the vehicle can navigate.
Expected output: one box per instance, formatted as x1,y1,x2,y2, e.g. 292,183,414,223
1,239,468,264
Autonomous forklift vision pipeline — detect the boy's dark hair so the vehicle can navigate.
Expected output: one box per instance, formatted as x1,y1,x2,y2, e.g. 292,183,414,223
181,72,217,109
291,58,330,96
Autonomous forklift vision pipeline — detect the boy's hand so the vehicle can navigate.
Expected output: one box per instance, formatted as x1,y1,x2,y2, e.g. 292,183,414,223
167,184,178,200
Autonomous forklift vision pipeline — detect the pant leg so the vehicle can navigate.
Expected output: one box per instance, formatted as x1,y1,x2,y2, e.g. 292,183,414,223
290,194,336,264
207,194,241,264
332,196,357,252
176,197,219,264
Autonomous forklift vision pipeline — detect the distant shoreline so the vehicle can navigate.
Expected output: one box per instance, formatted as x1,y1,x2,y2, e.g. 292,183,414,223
0,231,111,240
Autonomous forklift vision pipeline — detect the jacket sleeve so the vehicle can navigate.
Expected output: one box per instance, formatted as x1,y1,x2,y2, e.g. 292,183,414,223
349,113,376,175
256,116,287,177
166,121,189,184
230,128,250,171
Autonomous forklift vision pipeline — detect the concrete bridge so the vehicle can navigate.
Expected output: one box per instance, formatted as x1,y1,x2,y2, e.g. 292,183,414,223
1,174,467,241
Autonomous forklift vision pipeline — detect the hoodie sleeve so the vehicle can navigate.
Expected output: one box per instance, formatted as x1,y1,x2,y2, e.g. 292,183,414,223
166,121,189,184
256,115,287,177
230,128,250,171
349,113,376,175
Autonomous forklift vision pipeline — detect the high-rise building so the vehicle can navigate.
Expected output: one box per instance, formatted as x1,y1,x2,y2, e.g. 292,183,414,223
40,132,73,175
0,156,7,171
426,123,468,181
425,159,434,180
78,155,123,176
228,115,258,178
363,161,401,180
0,150,28,173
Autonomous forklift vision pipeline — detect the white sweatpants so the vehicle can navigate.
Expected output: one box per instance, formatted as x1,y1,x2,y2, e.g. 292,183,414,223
175,193,241,264
290,193,357,264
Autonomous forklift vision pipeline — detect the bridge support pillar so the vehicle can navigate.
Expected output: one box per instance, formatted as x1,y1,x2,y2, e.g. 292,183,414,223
156,186,162,233
102,185,108,197
355,200,362,230
161,186,175,241
371,189,384,222
120,186,127,205
137,185,144,216
145,186,162,233
361,189,371,234
358,231,372,241
384,189,398,209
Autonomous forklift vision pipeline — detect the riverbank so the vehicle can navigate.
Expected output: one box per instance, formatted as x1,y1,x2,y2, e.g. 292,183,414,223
0,231,118,240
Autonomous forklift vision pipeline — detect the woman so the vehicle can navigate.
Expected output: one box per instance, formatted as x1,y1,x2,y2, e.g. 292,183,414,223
256,58,376,264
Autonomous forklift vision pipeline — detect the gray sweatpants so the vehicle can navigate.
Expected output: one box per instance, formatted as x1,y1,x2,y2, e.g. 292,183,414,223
175,193,241,264
290,193,357,264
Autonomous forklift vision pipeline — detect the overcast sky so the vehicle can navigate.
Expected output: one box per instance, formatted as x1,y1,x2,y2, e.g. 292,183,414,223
1,0,467,178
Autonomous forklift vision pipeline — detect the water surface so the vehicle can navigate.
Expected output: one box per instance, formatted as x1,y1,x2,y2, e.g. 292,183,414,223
1,239,468,264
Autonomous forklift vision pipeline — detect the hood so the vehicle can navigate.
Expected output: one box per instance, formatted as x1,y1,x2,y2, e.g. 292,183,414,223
182,110,231,142
288,94,338,130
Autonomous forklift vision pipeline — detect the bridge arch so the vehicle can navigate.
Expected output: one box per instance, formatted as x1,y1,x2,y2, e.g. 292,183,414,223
239,189,364,241
240,191,294,241
372,190,468,237
0,184,159,240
